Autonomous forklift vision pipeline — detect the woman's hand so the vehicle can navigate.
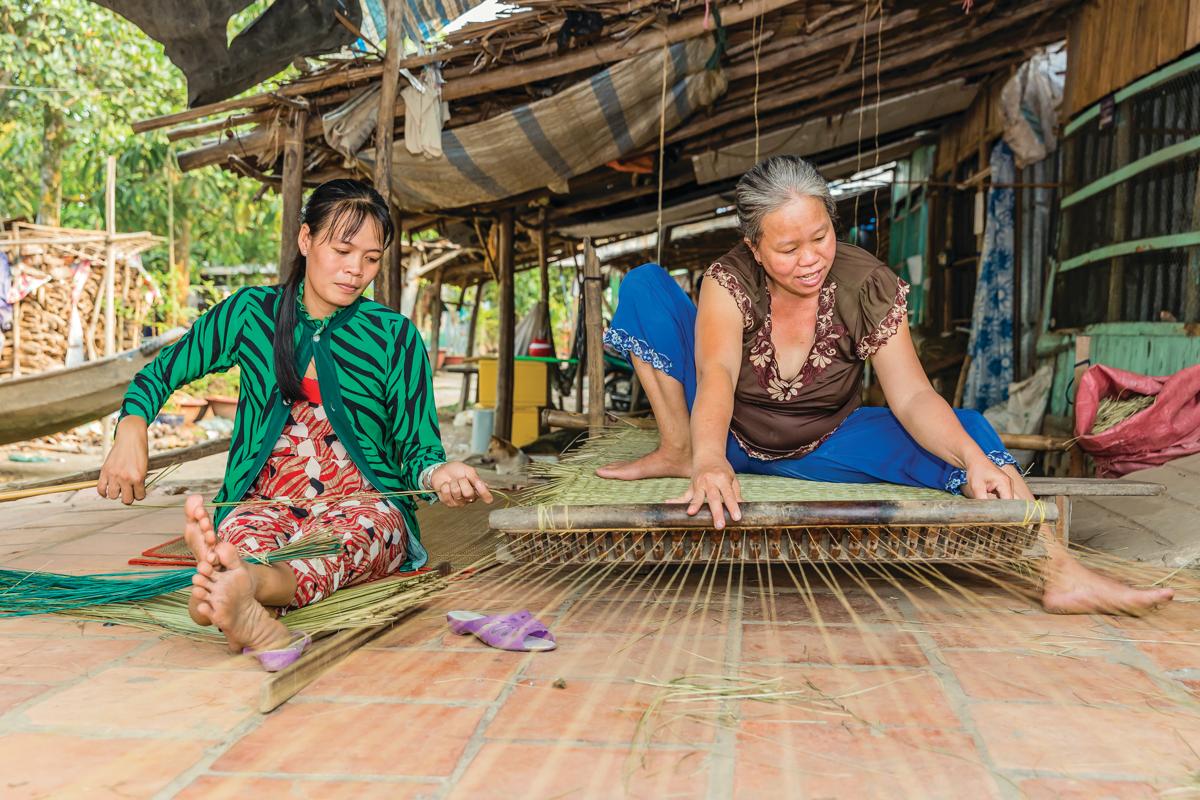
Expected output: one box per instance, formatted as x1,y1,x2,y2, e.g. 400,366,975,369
96,416,150,505
962,456,1015,499
671,457,743,529
429,462,495,507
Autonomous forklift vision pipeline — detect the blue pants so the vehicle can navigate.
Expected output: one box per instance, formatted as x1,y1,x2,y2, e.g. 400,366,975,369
603,264,1016,494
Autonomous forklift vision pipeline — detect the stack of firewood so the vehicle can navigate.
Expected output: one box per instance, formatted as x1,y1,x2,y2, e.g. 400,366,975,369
1,225,161,378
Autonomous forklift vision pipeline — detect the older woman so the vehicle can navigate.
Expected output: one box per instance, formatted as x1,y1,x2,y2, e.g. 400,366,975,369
600,155,1170,616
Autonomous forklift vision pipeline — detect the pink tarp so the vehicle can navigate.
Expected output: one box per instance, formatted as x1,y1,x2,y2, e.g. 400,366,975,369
1074,363,1200,477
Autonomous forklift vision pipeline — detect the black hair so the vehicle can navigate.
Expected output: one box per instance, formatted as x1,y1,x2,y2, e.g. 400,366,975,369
273,178,394,402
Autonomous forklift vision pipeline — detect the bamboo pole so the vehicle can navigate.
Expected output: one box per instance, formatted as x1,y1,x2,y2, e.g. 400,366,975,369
428,266,444,369
373,0,404,309
458,280,484,411
279,109,307,282
583,238,605,433
101,156,117,456
495,211,516,441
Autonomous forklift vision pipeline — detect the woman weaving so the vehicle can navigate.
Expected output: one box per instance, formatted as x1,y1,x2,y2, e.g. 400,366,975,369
95,179,492,667
601,155,1170,616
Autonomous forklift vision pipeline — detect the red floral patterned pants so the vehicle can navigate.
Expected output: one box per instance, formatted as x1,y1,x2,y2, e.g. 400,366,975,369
216,399,408,608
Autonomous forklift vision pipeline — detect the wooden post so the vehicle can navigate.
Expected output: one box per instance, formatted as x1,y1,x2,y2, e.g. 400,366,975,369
458,280,484,411
279,108,307,282
536,213,552,412
583,238,605,432
427,267,444,370
373,0,404,308
104,155,117,359
1107,107,1132,321
574,247,585,413
495,210,516,441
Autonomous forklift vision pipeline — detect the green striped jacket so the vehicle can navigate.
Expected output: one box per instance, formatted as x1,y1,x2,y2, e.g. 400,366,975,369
120,286,445,570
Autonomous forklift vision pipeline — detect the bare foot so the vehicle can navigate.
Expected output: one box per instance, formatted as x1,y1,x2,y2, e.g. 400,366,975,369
195,541,291,654
596,446,690,480
184,495,220,625
1042,555,1174,616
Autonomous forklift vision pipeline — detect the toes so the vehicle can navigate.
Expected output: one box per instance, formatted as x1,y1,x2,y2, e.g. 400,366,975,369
197,559,215,578
214,541,242,570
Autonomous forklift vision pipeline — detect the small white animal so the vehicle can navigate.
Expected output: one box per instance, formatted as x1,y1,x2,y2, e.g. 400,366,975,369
487,435,531,475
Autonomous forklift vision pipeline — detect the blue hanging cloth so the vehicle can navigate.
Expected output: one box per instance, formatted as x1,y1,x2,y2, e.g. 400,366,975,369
962,141,1016,411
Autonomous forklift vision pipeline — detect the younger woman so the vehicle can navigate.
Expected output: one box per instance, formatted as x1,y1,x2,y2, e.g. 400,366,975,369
97,179,491,663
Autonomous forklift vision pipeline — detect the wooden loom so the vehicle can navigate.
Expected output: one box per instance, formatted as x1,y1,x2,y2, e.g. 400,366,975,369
489,478,1163,566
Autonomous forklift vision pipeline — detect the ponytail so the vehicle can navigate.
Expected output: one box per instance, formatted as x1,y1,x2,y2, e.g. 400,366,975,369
273,252,307,403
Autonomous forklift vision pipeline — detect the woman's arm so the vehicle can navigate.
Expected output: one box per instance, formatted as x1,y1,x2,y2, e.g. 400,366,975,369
99,290,246,503
387,319,449,493
120,291,245,424
677,278,747,526
871,319,1014,498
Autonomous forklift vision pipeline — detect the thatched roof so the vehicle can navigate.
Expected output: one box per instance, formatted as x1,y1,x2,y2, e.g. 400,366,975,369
132,0,1080,284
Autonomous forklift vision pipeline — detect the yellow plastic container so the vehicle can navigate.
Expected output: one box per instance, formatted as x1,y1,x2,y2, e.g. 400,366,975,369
476,357,548,407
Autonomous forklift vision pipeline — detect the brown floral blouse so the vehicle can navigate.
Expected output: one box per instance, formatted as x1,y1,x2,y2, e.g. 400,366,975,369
704,241,909,460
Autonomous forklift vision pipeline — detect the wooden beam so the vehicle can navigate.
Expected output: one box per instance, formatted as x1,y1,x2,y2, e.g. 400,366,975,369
583,238,605,432
279,109,307,283
495,211,516,441
490,498,1059,533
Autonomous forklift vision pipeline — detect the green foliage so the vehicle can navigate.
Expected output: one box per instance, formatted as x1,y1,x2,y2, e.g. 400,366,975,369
0,1,283,289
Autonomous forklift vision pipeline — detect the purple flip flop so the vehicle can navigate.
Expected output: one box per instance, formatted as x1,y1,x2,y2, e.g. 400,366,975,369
243,630,311,672
446,610,556,652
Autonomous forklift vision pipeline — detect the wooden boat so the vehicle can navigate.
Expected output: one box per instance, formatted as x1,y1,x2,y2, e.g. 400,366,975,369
0,328,184,445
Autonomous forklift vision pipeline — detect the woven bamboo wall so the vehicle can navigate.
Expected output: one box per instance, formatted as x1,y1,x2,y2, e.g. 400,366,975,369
1064,0,1200,118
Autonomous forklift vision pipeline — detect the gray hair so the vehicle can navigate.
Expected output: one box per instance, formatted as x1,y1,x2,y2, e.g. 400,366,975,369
734,155,837,244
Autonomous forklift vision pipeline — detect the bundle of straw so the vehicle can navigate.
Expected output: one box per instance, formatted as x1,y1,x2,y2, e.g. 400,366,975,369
0,533,344,617
61,570,447,641
1091,394,1156,435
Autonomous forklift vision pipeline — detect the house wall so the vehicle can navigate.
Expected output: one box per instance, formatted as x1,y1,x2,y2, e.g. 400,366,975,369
1063,0,1200,118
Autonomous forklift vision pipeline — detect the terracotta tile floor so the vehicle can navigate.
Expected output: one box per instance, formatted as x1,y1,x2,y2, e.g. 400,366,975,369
1,488,1199,798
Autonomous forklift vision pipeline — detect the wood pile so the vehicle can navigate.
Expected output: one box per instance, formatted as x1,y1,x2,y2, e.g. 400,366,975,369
1,223,163,378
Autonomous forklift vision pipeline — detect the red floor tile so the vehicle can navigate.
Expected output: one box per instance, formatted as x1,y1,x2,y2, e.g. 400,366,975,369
972,701,1200,779
1018,777,1162,799
522,633,730,680
555,598,731,636
0,636,141,682
214,701,486,777
0,682,51,715
741,589,901,624
448,742,709,800
944,650,1169,707
124,637,260,671
736,665,960,729
23,667,261,736
734,721,999,799
303,648,522,702
0,732,211,798
485,678,715,745
915,610,1116,654
740,623,926,667
177,775,441,799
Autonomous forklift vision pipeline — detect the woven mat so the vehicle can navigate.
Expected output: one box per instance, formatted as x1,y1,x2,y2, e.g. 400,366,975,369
129,536,196,568
525,428,957,506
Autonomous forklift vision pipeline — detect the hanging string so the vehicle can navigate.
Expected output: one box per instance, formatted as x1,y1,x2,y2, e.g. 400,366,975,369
655,42,670,266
